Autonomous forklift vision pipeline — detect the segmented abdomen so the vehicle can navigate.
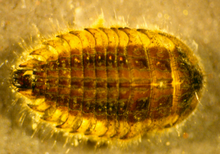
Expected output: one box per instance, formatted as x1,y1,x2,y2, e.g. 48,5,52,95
14,27,203,140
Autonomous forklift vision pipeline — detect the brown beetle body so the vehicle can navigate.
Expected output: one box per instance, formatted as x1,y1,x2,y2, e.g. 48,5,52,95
12,27,203,141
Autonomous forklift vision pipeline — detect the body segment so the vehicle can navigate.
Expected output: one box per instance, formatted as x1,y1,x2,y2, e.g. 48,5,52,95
12,27,203,141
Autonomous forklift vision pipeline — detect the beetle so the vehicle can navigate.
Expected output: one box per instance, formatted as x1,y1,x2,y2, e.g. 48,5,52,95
12,27,204,141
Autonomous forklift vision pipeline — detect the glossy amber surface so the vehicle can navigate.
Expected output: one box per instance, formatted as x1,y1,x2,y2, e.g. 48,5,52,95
12,27,203,140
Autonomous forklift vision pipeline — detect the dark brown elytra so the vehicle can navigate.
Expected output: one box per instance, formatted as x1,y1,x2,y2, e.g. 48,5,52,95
12,27,203,141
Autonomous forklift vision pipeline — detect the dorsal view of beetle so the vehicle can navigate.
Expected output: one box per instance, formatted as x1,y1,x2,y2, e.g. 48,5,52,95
11,26,204,145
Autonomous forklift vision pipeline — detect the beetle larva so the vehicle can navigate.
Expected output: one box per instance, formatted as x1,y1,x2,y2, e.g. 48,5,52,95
12,27,203,141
